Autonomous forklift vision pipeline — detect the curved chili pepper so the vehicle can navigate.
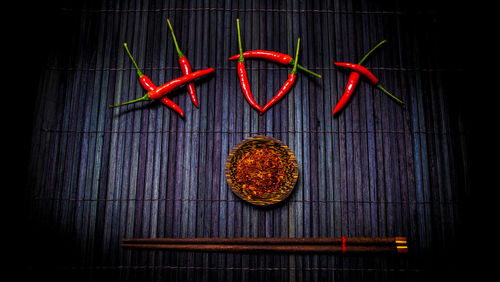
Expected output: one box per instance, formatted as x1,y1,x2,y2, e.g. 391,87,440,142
108,68,214,111
167,19,199,108
159,96,184,117
334,62,404,104
228,50,322,78
139,75,156,92
332,72,360,115
123,42,184,116
335,62,379,84
229,50,291,64
333,40,388,115
235,19,262,112
260,38,301,115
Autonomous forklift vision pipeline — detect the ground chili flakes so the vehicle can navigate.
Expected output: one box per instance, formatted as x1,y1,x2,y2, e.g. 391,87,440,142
234,146,285,197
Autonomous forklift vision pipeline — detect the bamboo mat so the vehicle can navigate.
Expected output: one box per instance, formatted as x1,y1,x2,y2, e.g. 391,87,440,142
22,0,474,281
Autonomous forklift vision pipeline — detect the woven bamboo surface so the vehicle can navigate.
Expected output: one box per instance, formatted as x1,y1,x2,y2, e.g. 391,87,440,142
20,0,477,281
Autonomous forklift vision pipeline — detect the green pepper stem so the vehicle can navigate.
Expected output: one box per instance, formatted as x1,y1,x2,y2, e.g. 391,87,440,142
236,18,244,62
376,83,404,104
123,43,144,78
108,93,151,108
167,19,185,59
291,38,300,74
295,63,322,78
358,40,387,66
351,40,404,104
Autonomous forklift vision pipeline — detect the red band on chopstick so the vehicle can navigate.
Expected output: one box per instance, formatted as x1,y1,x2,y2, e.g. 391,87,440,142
342,236,346,253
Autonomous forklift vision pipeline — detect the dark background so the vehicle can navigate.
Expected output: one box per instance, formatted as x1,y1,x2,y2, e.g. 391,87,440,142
10,0,489,281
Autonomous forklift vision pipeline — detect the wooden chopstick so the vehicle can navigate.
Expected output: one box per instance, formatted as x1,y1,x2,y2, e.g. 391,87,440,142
123,237,406,245
121,243,406,254
121,237,408,254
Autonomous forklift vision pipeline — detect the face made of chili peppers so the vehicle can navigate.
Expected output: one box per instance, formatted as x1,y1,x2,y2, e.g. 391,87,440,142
167,19,199,108
228,50,322,78
122,42,184,117
235,18,262,112
260,38,301,115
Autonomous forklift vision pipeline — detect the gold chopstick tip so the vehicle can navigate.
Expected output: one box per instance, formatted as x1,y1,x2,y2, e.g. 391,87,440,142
397,245,408,253
395,237,407,245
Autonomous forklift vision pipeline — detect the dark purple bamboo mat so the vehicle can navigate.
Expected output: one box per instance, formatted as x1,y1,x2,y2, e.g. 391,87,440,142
20,0,477,281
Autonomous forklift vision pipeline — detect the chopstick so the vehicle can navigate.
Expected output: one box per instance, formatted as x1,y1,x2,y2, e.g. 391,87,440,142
122,237,408,254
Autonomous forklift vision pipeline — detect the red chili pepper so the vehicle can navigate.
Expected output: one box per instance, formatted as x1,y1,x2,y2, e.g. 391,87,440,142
334,63,404,104
334,62,379,84
228,50,322,78
332,72,360,115
167,19,199,108
235,19,262,112
148,69,214,99
139,75,156,92
229,50,290,64
122,42,184,116
333,40,403,115
260,38,301,115
159,96,184,117
334,62,404,105
108,68,214,113
332,40,384,115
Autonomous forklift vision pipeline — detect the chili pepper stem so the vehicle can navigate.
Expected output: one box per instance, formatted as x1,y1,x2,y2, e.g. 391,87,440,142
359,40,404,104
295,63,322,78
291,38,300,74
108,93,151,108
236,18,244,63
123,43,144,78
167,19,186,59
358,40,387,65
376,83,404,104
